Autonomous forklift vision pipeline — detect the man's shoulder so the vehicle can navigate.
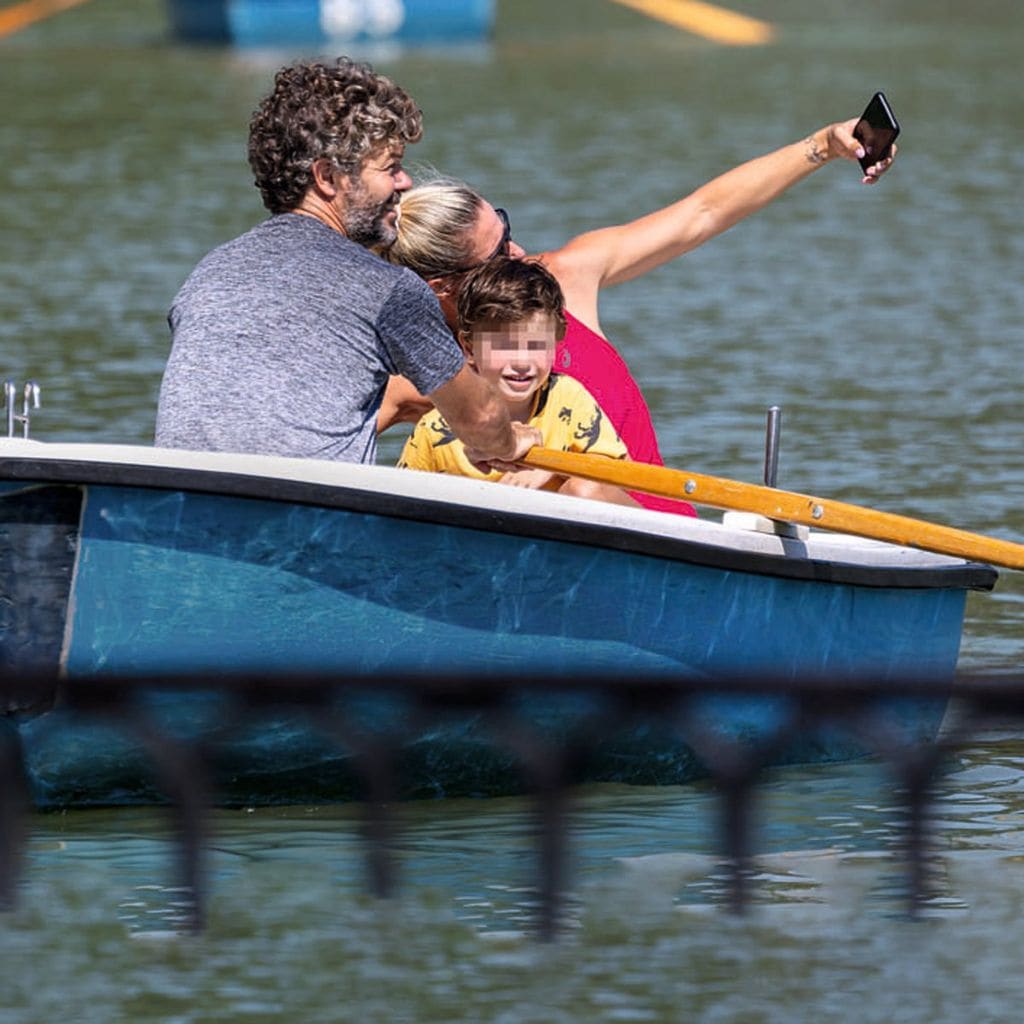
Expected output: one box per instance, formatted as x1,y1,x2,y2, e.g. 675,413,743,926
278,216,431,293
206,215,393,262
192,215,429,294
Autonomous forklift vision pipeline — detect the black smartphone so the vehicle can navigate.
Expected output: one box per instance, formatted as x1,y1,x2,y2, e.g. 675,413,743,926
853,92,900,172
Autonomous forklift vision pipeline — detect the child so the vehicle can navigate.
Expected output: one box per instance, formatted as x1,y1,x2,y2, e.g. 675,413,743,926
398,257,637,506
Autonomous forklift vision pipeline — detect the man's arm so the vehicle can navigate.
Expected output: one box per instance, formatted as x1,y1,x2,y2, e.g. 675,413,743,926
429,364,540,466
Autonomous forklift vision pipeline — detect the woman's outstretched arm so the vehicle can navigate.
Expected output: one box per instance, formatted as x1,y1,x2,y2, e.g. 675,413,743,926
543,119,894,331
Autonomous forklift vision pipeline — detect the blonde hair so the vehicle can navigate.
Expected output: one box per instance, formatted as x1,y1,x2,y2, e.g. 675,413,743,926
387,177,484,278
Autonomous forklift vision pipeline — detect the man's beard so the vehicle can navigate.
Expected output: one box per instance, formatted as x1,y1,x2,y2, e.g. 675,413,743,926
342,180,398,248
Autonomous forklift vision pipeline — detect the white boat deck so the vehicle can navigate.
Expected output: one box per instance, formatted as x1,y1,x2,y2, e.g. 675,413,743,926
0,438,978,574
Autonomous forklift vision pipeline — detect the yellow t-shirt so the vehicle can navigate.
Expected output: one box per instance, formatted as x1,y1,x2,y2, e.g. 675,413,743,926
398,373,628,486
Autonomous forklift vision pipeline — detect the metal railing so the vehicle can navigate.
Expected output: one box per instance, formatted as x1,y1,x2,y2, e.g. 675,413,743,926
1,669,1022,938
2,379,40,438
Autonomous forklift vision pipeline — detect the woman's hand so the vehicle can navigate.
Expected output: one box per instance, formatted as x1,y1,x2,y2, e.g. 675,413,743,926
816,119,897,184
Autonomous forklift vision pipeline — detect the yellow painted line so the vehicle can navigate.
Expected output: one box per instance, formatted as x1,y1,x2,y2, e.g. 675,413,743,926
609,0,773,45
0,0,93,39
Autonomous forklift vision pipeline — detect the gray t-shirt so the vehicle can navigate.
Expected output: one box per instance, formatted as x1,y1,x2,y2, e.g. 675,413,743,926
155,213,463,464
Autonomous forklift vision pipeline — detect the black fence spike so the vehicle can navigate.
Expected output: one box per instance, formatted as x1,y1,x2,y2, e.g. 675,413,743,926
1,669,1020,935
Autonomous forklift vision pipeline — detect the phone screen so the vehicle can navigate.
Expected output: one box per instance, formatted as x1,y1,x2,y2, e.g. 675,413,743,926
853,92,900,172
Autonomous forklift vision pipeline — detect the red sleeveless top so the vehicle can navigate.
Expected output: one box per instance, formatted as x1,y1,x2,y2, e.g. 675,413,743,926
555,312,696,517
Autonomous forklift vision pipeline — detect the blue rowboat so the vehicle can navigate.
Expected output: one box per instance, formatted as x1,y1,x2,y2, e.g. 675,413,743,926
0,439,996,807
165,0,495,47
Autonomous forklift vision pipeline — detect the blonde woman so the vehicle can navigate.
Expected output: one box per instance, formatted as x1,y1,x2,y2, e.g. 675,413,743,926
381,117,893,515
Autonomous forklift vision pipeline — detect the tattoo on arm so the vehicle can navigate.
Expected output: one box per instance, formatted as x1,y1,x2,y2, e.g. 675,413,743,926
803,134,828,166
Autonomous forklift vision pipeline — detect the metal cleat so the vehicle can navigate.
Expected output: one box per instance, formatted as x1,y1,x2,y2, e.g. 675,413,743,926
3,378,41,438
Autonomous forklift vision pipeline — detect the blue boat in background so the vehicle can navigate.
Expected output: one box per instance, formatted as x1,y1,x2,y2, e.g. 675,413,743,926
0,439,997,807
166,0,495,47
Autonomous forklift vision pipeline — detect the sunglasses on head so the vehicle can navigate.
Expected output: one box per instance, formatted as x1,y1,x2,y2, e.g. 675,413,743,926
456,208,512,273
486,208,512,261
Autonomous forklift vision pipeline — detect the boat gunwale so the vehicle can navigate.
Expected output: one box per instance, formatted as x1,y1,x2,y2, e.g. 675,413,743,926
0,449,998,592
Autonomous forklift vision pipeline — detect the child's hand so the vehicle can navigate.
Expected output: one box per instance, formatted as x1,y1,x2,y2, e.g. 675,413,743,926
498,468,560,490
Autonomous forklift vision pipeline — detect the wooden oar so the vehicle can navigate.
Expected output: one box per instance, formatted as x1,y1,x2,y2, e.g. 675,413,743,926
521,447,1024,571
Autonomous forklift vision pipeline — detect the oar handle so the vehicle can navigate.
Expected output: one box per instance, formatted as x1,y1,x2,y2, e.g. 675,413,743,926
521,447,1024,571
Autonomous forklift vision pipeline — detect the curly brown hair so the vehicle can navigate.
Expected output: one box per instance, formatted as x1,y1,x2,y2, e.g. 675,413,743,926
456,257,567,342
247,58,423,214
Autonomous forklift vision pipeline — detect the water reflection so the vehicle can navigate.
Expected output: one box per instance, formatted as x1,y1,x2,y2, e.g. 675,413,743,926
9,731,1024,1020
20,733,1024,935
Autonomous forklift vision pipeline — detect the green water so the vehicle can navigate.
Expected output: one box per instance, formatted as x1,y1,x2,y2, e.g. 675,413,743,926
3,0,1024,1019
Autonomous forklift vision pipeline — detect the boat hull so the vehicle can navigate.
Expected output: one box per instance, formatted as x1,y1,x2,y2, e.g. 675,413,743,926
0,443,995,806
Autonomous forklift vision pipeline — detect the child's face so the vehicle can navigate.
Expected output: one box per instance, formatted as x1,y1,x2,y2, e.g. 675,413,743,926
465,313,558,412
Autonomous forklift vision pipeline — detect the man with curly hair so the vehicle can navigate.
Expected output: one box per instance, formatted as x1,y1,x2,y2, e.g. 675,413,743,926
156,58,536,467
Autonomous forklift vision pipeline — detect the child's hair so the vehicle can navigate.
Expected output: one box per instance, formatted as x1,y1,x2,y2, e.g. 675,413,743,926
455,257,567,342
